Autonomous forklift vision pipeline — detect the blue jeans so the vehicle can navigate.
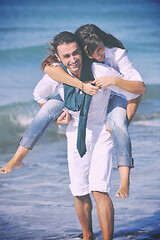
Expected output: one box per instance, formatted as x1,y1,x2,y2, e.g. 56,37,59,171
19,95,64,149
107,94,133,168
19,93,133,168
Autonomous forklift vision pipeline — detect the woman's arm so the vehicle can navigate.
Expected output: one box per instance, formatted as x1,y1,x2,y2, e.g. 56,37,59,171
44,65,99,95
93,76,146,95
94,47,146,95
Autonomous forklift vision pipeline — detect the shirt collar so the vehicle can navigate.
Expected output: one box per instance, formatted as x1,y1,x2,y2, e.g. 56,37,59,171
105,47,111,59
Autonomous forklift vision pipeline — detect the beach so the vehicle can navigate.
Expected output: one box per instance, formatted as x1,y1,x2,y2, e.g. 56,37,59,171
0,0,160,239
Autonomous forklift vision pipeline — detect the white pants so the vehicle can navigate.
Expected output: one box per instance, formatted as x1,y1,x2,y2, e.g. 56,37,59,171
66,126,114,196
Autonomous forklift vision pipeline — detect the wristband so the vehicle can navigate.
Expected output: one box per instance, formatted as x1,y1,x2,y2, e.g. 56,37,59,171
80,81,83,94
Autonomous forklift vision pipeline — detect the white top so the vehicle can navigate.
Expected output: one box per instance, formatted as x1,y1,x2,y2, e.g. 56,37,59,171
102,47,143,100
104,47,143,82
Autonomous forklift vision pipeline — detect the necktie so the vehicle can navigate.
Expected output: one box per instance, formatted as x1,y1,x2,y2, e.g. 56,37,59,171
63,57,94,157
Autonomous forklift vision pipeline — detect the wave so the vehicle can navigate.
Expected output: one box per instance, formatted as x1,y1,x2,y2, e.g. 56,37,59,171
0,102,65,154
0,98,159,153
132,119,160,127
0,44,47,59
133,112,160,120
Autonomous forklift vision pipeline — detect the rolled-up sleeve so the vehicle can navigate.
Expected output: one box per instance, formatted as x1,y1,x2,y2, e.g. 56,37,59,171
33,74,59,104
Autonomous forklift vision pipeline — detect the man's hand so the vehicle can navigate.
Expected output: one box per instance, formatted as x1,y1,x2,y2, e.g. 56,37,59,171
54,109,71,125
83,82,99,95
106,122,112,135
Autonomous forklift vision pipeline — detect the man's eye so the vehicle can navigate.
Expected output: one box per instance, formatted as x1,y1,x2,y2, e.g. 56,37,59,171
73,51,79,56
64,55,70,58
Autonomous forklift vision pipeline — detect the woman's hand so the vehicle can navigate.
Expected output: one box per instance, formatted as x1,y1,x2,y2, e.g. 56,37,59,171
54,109,71,125
83,82,100,95
93,77,115,88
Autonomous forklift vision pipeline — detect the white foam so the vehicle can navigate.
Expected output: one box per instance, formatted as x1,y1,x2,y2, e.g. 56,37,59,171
132,119,160,127
10,114,34,127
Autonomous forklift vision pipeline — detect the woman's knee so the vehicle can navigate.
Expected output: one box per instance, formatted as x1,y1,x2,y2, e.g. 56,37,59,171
107,95,127,130
107,110,128,134
40,99,64,119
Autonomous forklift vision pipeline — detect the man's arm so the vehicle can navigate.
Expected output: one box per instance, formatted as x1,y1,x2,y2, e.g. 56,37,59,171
54,109,71,125
38,102,46,107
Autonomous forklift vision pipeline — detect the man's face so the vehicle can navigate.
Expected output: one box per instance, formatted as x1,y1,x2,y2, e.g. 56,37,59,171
57,42,82,77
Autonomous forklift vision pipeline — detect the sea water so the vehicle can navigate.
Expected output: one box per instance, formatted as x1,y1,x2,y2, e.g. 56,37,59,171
0,0,160,239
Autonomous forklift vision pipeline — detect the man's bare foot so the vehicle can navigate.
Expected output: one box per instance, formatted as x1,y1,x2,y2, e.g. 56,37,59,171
0,159,22,174
116,184,129,198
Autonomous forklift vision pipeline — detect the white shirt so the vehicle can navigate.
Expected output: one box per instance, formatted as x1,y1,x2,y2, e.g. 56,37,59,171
104,47,143,82
102,47,143,100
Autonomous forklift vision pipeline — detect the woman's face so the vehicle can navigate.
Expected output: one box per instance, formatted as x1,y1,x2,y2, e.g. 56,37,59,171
88,41,105,62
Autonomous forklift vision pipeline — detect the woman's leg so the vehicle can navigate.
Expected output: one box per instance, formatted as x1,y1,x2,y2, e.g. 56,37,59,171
19,96,64,149
0,97,64,174
107,94,133,198
0,146,29,174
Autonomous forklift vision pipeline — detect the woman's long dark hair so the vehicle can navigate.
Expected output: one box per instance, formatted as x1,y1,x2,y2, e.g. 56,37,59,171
75,24,125,57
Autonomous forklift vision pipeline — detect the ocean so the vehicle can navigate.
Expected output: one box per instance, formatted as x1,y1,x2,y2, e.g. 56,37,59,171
0,0,160,239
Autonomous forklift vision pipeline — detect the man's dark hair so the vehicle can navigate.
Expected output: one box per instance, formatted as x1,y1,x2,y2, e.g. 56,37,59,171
41,31,78,70
51,31,77,53
41,31,77,70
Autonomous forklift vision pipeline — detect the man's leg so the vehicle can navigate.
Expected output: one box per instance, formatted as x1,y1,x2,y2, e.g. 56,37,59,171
67,130,93,239
88,127,114,239
92,191,114,240
74,194,94,240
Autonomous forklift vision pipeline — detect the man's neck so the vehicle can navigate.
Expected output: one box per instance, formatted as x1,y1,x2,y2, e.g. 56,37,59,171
67,69,81,79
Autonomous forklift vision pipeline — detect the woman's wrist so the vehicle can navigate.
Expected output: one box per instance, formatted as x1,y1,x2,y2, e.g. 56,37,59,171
112,77,118,86
103,76,117,86
72,78,83,89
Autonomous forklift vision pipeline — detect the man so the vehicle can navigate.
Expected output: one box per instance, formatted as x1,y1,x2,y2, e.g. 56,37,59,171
33,31,141,240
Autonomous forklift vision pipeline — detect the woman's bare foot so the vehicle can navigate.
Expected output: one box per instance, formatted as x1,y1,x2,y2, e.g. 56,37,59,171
116,166,130,198
0,146,30,174
116,184,129,198
0,158,22,174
